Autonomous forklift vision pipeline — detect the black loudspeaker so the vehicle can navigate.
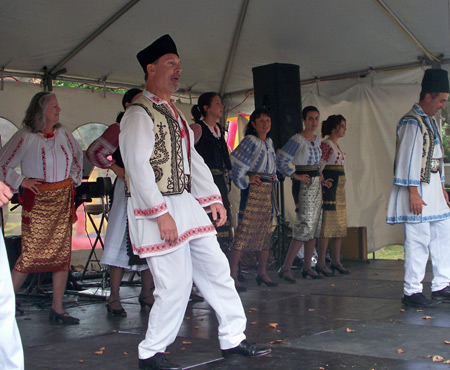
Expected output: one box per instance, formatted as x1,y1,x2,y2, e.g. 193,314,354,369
252,63,302,150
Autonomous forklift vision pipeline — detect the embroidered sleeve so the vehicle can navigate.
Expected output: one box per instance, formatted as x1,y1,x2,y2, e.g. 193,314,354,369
276,137,299,177
230,136,258,189
268,139,278,182
62,126,83,186
0,129,29,191
86,123,120,169
394,117,422,187
119,105,168,219
134,202,168,217
320,140,333,171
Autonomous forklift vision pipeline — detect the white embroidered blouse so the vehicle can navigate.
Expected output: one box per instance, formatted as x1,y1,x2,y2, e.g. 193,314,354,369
0,125,83,190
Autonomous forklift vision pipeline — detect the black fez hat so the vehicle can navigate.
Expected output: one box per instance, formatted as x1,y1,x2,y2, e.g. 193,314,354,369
136,34,178,73
421,68,450,94
122,88,142,109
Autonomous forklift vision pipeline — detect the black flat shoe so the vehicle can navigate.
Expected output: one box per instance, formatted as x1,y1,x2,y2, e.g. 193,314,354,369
139,295,154,309
302,268,322,279
139,352,181,370
315,265,336,277
278,268,296,283
222,340,271,358
256,275,278,287
330,263,350,274
49,309,80,325
106,300,127,317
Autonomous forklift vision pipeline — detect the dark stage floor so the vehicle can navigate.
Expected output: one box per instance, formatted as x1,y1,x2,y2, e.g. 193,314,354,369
17,260,450,370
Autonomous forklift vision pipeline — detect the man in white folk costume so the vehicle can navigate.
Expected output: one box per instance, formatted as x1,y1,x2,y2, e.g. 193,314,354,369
387,68,450,308
119,34,270,370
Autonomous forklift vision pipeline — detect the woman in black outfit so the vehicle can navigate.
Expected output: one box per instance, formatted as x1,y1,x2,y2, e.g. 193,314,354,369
190,92,232,256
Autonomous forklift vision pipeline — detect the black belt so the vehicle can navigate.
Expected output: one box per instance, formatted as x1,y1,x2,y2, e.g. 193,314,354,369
294,165,320,178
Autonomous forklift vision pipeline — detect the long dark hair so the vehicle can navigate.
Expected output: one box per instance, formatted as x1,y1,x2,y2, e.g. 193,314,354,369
116,88,142,123
322,114,346,138
244,108,271,137
191,92,219,122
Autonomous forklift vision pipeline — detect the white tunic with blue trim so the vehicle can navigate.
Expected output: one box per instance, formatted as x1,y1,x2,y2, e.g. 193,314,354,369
386,104,450,224
276,134,322,177
230,135,277,189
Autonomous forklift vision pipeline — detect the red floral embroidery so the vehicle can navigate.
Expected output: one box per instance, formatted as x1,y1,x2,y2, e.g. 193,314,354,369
133,224,216,254
196,194,222,205
320,141,333,163
2,137,24,190
64,131,82,181
41,148,47,181
60,145,69,179
134,203,168,216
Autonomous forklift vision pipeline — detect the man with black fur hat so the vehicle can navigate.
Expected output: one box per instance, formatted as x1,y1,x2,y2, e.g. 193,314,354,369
387,68,450,308
119,34,270,370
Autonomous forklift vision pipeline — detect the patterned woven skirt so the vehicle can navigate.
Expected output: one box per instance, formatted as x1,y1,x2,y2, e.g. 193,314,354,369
320,165,347,238
15,178,75,273
292,166,323,242
231,175,273,252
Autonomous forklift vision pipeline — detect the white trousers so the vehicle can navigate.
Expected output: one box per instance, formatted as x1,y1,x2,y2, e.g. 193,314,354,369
138,235,247,359
403,218,450,295
0,236,24,370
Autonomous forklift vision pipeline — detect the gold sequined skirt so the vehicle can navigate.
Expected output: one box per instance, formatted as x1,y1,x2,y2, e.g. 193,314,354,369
320,166,347,238
292,175,323,242
231,180,273,252
15,178,75,273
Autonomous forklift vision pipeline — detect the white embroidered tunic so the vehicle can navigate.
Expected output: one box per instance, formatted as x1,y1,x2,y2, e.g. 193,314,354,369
119,91,222,258
230,135,277,189
319,139,346,171
277,134,322,177
0,126,83,190
387,104,450,223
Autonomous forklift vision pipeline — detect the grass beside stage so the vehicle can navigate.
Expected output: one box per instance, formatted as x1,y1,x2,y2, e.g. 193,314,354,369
369,244,404,260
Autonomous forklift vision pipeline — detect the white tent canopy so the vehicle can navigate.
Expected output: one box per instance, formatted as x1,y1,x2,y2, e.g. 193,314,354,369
1,0,450,252
1,0,449,93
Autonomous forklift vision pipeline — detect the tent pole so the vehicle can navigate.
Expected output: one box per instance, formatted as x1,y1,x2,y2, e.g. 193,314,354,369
375,0,441,64
219,0,249,97
49,0,141,76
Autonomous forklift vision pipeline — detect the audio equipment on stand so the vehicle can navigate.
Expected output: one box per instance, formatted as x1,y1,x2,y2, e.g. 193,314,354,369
71,176,113,299
253,63,302,264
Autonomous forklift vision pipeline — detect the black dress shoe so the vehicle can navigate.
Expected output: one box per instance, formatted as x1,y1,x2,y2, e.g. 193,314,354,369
256,275,279,287
106,300,127,317
301,268,323,279
49,309,80,325
402,293,440,308
278,268,296,283
431,286,450,301
139,353,181,370
330,263,350,274
222,340,271,358
138,295,154,310
315,265,336,277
